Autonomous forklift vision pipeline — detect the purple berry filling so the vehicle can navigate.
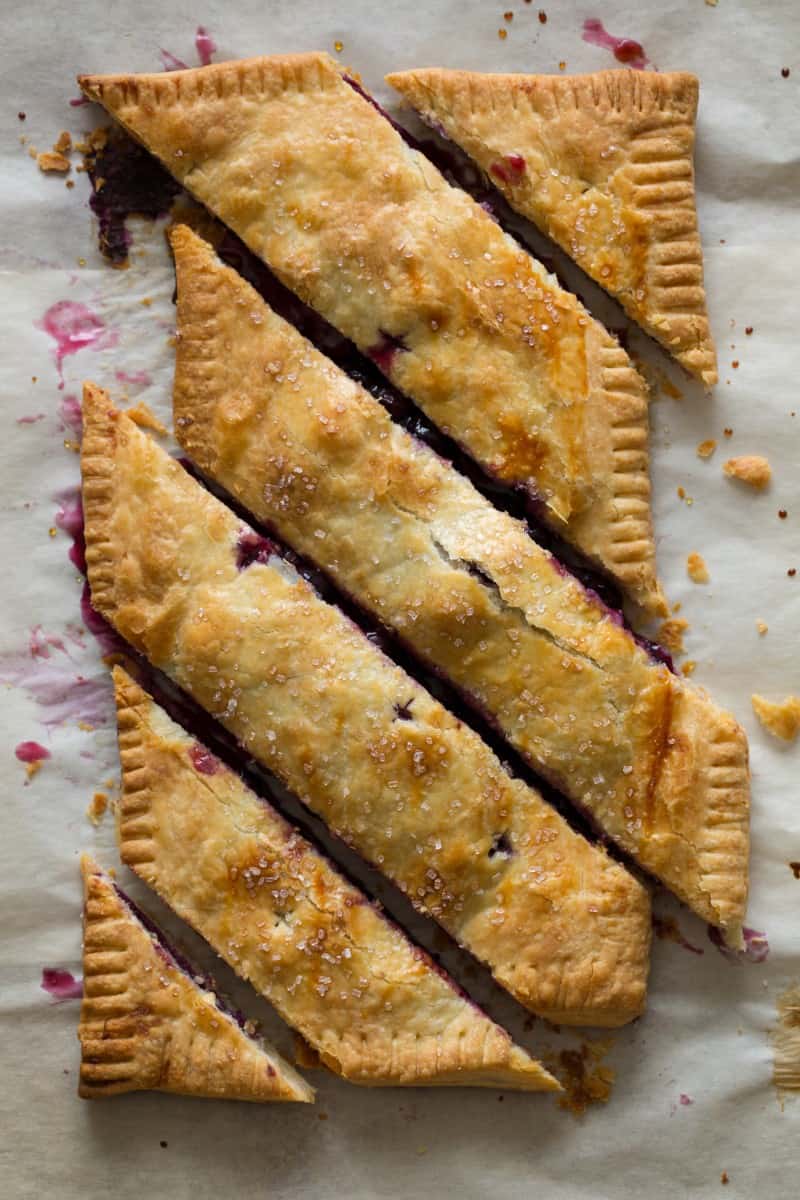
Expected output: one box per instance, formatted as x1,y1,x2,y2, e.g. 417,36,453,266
366,330,408,373
235,529,277,571
490,154,527,184
189,742,222,775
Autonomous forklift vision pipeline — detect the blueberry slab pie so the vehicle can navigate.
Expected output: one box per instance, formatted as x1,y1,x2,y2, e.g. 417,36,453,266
81,382,651,1027
169,225,750,945
78,53,665,617
387,68,717,388
78,856,313,1101
112,667,557,1089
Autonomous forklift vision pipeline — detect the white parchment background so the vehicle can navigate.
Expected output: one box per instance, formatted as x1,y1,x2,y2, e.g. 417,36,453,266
0,1,798,1197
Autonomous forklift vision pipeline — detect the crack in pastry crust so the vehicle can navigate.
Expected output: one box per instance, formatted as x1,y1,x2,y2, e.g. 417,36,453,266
113,668,557,1090
168,226,749,943
386,68,717,388
78,52,664,616
81,382,651,1027
78,856,313,1101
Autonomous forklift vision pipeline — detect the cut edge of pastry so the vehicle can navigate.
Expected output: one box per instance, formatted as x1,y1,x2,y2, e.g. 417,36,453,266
78,56,665,619
111,665,560,1092
386,67,718,389
78,855,314,1102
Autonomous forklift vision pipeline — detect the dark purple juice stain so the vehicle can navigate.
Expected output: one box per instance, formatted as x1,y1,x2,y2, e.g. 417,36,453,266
115,369,152,387
707,924,769,964
41,967,83,1001
15,740,51,764
159,49,189,71
189,742,222,775
55,488,86,572
367,330,408,373
58,393,83,437
582,18,650,69
84,128,181,266
35,301,116,390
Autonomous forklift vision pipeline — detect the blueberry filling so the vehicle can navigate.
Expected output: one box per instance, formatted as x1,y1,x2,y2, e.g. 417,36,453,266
488,832,513,859
235,530,277,571
366,330,408,373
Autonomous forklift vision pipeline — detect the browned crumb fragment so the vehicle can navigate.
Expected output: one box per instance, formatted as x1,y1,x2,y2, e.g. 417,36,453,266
498,27,508,39
723,428,733,438
781,68,791,78
772,983,800,1097
54,130,72,155
25,760,43,781
697,439,717,459
723,455,771,489
86,791,108,825
37,150,70,173
681,661,697,677
125,401,168,435
756,620,768,636
554,1041,615,1116
705,0,718,6
687,552,710,584
789,862,800,879
745,326,754,335
538,9,548,21
751,694,800,741
721,1172,730,1185
657,617,689,656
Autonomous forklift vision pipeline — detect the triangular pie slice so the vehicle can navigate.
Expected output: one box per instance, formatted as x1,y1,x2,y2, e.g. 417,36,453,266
387,68,717,388
78,53,665,617
169,224,749,943
78,855,313,1102
112,668,557,1090
81,382,652,1027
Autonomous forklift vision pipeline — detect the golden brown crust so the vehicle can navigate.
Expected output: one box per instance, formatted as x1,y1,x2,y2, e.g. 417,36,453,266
113,668,557,1090
81,382,651,1026
387,68,717,388
79,53,663,616
169,227,749,942
78,856,313,1102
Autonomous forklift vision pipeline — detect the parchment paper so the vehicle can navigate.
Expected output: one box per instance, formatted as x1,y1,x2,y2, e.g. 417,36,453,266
1,2,798,1196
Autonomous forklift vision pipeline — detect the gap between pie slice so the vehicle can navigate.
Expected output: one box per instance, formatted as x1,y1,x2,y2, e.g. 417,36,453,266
169,224,749,944
78,52,665,618
78,855,313,1101
81,381,651,1027
112,667,557,1091
386,68,717,388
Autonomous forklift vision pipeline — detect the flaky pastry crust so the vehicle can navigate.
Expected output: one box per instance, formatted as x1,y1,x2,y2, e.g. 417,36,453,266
169,226,749,943
113,668,556,1090
78,856,312,1101
78,52,663,616
387,68,717,388
82,382,651,1026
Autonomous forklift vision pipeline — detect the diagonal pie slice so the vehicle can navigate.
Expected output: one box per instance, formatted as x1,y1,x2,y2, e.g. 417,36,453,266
169,224,749,943
113,668,557,1090
81,382,651,1027
78,855,313,1101
387,68,717,388
78,53,665,617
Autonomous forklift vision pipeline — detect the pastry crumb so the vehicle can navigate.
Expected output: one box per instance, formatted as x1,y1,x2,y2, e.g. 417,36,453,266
723,455,771,489
25,760,43,781
687,552,710,584
681,660,697,677
53,130,72,155
721,1172,729,1185
554,1040,615,1116
657,617,689,656
696,439,717,459
125,402,168,435
756,620,768,636
37,150,70,173
751,694,800,741
705,0,718,6
86,791,108,826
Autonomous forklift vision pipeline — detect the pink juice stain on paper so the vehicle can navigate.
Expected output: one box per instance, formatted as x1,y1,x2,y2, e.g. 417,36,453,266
17,413,46,426
160,49,189,71
582,19,650,69
195,26,217,66
114,369,151,387
56,487,86,572
36,301,117,390
58,393,83,437
15,741,51,764
41,968,83,1001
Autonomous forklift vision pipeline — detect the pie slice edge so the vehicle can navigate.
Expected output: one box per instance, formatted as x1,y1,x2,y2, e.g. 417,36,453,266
386,67,718,388
79,855,314,1101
